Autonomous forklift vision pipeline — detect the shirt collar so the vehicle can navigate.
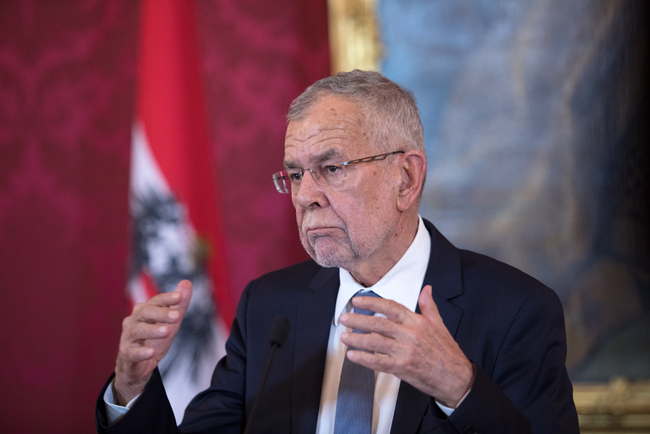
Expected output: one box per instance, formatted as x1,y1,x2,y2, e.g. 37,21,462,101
334,216,431,325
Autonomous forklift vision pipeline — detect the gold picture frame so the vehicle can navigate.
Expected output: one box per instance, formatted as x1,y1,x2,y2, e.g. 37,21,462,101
327,0,381,73
575,378,650,432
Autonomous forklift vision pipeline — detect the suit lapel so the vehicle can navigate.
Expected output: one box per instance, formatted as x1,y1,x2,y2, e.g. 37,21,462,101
290,266,339,433
390,219,464,434
422,219,464,338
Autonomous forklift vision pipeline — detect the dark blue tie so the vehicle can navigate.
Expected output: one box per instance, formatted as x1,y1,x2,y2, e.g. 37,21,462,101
333,290,381,434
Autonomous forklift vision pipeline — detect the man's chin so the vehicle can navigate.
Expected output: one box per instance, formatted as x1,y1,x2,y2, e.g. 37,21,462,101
306,240,354,269
312,253,347,269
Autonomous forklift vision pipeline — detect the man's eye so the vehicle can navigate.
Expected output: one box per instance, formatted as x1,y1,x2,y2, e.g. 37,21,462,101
323,165,342,175
288,172,303,182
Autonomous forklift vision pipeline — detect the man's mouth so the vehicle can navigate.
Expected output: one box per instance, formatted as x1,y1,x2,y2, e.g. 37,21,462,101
305,226,343,237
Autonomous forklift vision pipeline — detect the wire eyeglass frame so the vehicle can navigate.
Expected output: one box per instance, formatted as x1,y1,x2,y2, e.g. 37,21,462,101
272,150,405,194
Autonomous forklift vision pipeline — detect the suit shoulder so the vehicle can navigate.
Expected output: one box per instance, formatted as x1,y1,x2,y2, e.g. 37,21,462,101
256,258,322,279
246,259,331,292
235,260,337,323
458,249,560,305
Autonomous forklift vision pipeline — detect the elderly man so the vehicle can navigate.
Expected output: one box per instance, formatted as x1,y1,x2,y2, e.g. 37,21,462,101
97,70,579,433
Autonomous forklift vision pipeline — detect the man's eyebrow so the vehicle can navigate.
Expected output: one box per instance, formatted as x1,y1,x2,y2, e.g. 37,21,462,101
284,149,342,168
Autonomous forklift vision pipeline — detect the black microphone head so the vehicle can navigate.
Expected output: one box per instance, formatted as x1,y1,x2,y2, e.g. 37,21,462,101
269,315,291,347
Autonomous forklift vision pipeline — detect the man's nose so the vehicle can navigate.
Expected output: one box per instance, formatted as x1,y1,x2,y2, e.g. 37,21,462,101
294,169,328,208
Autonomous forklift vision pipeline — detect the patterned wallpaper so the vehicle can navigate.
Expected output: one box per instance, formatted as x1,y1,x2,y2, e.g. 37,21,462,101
0,1,329,432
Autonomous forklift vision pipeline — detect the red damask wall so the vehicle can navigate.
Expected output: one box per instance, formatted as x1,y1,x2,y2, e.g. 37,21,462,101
0,1,329,432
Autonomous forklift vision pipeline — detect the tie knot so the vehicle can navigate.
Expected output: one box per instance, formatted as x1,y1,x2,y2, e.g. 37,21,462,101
351,290,381,317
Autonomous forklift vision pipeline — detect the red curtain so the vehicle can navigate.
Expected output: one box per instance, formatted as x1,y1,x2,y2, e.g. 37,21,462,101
0,1,329,432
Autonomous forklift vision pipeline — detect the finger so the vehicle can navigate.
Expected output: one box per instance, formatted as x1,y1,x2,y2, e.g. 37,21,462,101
174,279,193,313
142,290,183,308
119,345,156,363
134,304,182,324
341,330,398,355
126,322,173,343
340,312,400,338
346,348,397,373
351,296,414,325
139,279,192,310
418,285,442,321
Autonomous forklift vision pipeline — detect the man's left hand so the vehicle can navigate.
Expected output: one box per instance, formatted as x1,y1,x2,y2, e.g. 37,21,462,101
339,285,474,408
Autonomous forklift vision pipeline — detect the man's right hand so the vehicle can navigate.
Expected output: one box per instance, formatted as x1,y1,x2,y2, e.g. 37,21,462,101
113,279,193,406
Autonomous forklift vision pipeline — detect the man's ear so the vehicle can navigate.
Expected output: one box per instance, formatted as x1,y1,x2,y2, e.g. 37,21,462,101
396,150,427,212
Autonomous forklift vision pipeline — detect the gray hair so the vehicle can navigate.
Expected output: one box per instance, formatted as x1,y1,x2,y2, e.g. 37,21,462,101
287,70,425,154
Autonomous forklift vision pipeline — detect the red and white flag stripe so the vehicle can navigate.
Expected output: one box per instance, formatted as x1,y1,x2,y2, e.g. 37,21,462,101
128,0,234,422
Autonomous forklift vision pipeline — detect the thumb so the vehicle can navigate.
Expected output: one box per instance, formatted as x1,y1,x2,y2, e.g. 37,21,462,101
418,285,441,320
175,279,193,313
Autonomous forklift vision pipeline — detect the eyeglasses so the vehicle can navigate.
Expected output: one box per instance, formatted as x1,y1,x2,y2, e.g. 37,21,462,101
272,150,404,194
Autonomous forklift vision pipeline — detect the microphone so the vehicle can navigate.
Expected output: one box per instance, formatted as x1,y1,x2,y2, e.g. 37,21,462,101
269,315,291,347
243,316,291,434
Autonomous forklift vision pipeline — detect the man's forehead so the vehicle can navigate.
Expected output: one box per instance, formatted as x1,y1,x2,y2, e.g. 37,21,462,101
283,143,347,167
285,123,347,142
286,96,363,137
284,128,363,164
283,95,370,164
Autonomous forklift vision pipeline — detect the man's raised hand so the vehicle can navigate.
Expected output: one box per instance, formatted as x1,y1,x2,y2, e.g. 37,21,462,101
113,280,193,405
339,285,474,408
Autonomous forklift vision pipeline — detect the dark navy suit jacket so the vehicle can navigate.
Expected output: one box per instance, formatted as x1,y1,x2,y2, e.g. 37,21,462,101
96,219,579,434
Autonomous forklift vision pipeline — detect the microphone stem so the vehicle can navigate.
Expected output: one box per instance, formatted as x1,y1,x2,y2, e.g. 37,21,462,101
243,343,279,434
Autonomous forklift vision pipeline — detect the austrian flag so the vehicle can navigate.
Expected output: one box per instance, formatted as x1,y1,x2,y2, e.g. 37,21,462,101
127,0,234,422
